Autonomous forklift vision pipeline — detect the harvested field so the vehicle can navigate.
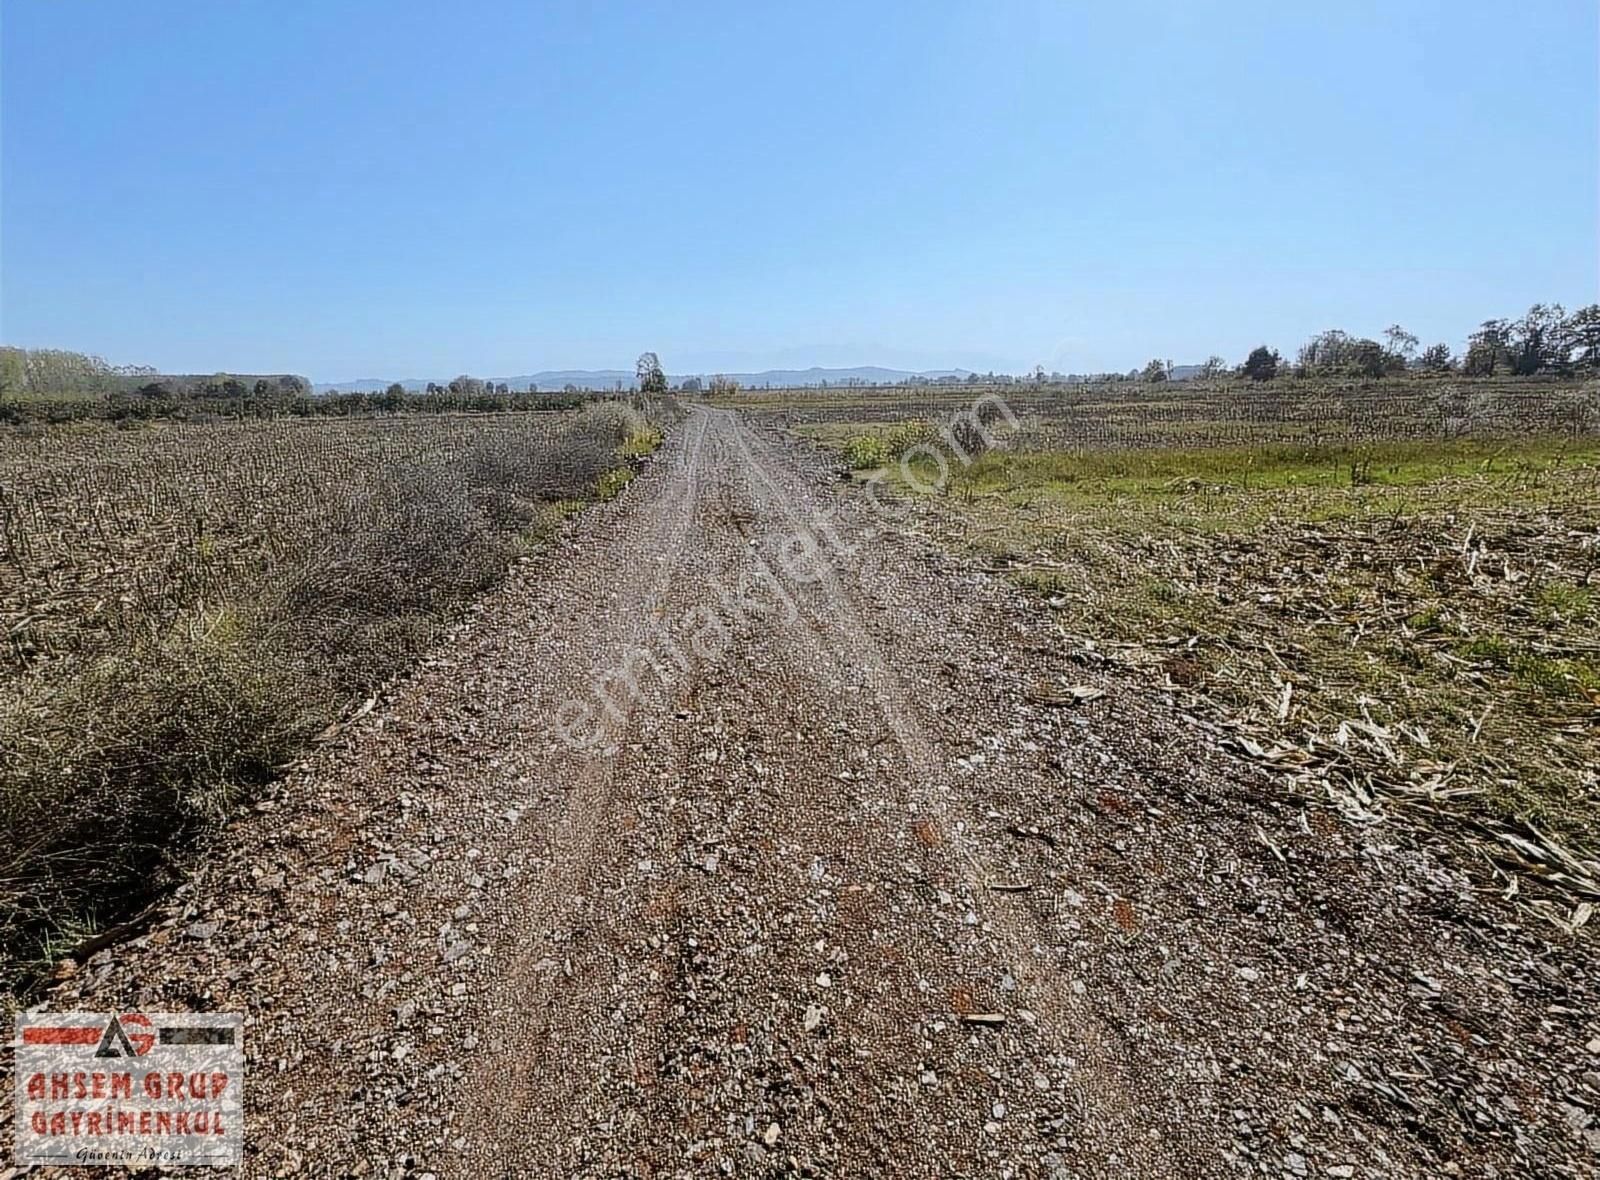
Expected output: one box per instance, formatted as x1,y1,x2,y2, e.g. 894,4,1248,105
2,410,626,667
742,376,1598,452
0,402,669,991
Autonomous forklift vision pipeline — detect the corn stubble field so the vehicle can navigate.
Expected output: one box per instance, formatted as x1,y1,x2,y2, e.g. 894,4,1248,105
0,401,666,992
758,377,1600,934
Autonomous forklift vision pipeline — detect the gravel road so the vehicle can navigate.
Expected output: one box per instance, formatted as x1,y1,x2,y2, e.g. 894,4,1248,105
19,407,1598,1177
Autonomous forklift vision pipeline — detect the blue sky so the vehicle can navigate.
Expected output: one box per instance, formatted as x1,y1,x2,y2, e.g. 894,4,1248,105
2,1,1595,380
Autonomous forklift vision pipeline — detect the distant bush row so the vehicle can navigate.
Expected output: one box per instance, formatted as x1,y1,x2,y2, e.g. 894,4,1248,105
0,391,601,427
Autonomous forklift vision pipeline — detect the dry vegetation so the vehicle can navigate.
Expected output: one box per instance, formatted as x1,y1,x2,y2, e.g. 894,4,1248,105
0,400,671,992
778,379,1600,932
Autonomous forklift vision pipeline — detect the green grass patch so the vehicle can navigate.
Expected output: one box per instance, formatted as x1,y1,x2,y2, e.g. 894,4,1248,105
953,438,1600,502
619,425,663,458
1536,583,1594,624
596,466,636,499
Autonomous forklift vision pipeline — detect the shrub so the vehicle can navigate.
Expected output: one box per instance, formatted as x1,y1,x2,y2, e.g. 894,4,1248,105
844,435,888,469
841,421,938,470
948,416,990,458
0,614,309,985
885,421,936,458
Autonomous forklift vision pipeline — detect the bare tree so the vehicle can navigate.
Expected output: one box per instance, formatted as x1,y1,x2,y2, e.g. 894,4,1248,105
10,347,118,395
1383,324,1419,362
636,352,667,395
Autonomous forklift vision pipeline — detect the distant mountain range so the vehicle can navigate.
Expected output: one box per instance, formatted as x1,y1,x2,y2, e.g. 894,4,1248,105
314,366,975,394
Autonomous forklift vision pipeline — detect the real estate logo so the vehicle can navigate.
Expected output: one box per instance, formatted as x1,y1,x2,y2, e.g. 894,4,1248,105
12,1012,243,1167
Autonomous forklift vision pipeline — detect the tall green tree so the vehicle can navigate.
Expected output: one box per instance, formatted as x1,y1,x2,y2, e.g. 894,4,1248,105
1417,343,1454,371
1565,304,1600,367
1463,320,1512,376
1241,346,1281,382
1510,303,1568,375
1297,329,1397,378
0,348,24,398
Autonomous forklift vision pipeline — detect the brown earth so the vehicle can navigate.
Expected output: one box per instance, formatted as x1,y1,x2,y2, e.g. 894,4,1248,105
9,407,1597,1178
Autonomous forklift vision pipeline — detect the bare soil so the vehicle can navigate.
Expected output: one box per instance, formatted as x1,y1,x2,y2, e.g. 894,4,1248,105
13,408,1598,1178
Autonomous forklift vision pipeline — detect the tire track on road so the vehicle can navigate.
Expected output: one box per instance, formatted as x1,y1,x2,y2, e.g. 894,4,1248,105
727,410,1185,1172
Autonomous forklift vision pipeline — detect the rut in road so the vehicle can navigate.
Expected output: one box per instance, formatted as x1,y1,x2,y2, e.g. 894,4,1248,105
33,407,1597,1179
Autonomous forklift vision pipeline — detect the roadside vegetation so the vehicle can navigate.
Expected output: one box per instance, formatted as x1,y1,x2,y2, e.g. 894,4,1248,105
800,393,1600,932
0,398,674,995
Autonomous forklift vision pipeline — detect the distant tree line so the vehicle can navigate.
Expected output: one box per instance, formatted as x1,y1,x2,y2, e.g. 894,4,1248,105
1114,303,1599,385
967,303,1597,388
0,347,312,401
0,350,601,425
0,347,158,397
7,304,1597,425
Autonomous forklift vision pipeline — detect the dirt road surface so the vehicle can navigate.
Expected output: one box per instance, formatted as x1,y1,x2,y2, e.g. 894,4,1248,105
16,408,1597,1177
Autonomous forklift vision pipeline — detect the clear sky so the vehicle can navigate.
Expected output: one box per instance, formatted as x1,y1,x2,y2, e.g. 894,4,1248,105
2,1,1595,380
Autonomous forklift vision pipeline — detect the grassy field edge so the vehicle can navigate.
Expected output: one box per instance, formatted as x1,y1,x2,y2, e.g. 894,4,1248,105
803,420,1600,931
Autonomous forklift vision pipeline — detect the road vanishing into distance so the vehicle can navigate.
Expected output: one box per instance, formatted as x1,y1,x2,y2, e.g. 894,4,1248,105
40,408,1595,1177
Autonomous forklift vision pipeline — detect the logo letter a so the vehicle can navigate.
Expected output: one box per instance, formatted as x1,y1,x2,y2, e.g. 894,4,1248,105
95,1015,138,1058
